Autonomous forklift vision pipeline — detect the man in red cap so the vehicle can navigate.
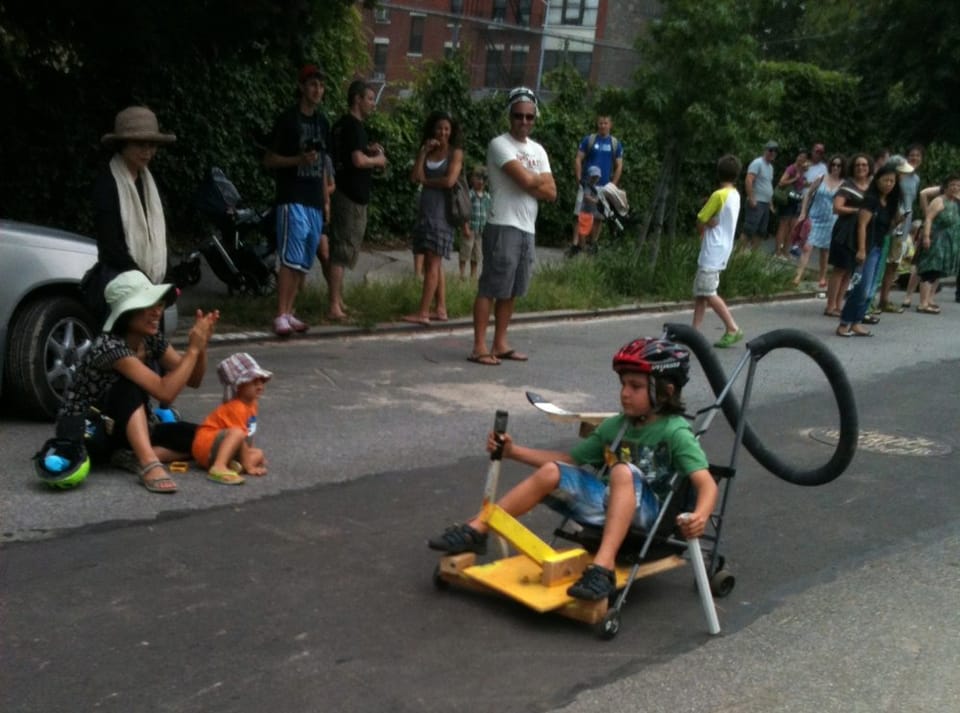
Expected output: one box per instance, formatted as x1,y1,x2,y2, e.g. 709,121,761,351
263,64,331,336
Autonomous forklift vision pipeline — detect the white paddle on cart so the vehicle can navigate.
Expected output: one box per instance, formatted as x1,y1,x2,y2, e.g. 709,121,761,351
525,391,615,430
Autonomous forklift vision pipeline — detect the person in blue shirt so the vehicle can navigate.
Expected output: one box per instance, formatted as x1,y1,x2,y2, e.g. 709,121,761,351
567,116,623,256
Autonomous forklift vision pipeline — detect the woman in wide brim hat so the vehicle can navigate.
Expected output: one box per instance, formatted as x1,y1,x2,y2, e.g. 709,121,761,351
57,270,220,493
87,106,177,328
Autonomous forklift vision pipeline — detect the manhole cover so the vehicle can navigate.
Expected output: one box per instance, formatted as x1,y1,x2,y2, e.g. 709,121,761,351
808,428,952,456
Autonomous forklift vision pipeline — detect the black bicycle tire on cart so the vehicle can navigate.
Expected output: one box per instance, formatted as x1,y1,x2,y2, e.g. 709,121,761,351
663,323,858,487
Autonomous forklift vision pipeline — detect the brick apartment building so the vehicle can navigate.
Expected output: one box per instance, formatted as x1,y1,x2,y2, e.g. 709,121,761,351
360,1,653,98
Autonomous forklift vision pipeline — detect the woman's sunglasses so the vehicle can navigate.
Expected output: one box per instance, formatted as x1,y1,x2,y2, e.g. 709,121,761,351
511,112,536,122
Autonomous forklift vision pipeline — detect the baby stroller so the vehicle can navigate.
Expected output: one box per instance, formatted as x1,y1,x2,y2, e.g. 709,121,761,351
596,182,631,238
195,167,277,296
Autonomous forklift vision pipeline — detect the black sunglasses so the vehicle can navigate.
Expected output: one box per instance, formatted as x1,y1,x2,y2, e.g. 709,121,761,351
511,112,536,121
830,161,843,167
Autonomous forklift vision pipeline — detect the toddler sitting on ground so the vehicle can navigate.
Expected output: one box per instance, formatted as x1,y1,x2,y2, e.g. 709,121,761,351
191,352,271,485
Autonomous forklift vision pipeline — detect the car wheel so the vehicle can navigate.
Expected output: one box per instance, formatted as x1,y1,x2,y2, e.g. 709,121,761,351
5,296,95,420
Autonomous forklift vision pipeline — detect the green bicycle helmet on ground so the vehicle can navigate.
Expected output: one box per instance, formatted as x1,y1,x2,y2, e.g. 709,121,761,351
33,437,90,489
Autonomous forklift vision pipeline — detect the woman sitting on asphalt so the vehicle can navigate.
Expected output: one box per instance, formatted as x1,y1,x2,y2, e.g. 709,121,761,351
58,271,219,493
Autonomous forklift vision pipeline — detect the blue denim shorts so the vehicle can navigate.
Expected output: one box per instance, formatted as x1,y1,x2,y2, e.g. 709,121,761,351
545,462,661,530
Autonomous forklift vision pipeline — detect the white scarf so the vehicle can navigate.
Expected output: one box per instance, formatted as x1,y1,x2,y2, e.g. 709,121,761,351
109,153,168,283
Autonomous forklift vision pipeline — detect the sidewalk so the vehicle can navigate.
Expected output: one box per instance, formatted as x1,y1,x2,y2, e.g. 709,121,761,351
174,246,578,344
174,244,954,346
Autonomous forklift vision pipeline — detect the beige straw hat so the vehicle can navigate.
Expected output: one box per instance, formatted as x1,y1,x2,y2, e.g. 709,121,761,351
101,106,177,145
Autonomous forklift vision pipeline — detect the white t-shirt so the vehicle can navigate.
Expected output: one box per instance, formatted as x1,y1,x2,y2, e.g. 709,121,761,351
697,186,741,271
486,133,552,234
805,161,828,184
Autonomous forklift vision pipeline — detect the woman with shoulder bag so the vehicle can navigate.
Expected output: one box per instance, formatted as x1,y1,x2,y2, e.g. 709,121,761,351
403,111,464,326
773,149,809,258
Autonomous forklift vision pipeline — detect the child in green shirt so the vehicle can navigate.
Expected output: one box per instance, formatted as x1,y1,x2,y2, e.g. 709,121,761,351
428,337,718,601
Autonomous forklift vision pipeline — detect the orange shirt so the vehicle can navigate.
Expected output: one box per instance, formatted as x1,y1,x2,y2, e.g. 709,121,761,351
191,399,258,467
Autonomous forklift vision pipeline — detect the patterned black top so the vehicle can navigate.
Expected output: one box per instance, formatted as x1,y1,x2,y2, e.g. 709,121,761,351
59,333,168,418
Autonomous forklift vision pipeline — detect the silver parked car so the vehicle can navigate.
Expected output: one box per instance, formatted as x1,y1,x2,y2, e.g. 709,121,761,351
0,220,177,420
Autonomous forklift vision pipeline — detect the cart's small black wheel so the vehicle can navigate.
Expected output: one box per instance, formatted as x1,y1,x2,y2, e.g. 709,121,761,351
710,570,736,598
432,564,449,591
597,610,621,640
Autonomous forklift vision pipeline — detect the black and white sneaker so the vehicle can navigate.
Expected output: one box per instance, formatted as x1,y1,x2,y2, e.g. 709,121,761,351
427,523,488,555
567,564,616,601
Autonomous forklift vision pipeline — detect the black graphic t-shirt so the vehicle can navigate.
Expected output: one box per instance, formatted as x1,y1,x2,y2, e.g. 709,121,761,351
269,106,329,209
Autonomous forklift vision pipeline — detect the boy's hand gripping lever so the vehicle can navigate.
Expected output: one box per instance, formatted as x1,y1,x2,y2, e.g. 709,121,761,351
483,411,509,507
490,410,508,461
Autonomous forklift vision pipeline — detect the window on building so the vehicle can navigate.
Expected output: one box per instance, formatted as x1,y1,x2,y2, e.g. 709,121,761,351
542,49,592,79
374,7,390,23
408,15,424,55
561,0,585,25
373,41,389,80
492,0,507,22
444,42,456,59
509,46,529,86
570,50,592,78
516,0,532,26
450,0,463,14
485,47,504,87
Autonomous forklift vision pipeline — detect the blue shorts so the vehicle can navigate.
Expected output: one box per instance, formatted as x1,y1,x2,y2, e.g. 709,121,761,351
276,204,323,272
545,462,661,531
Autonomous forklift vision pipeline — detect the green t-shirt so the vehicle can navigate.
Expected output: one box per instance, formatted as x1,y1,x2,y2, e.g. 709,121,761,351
568,413,709,502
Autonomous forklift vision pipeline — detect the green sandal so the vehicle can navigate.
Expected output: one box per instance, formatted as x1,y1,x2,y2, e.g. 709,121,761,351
207,467,245,485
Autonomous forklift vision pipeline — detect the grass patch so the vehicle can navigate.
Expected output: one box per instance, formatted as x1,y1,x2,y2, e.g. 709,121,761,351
208,239,795,331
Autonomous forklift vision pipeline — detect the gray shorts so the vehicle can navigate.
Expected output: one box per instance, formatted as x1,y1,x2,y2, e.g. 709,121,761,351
329,191,368,269
693,269,721,297
742,201,771,238
477,224,536,299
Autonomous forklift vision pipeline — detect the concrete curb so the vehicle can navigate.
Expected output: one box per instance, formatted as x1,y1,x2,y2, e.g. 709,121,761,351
178,289,821,348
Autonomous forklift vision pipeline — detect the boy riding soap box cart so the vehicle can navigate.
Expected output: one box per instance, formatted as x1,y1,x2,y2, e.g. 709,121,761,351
427,325,858,639
428,337,722,638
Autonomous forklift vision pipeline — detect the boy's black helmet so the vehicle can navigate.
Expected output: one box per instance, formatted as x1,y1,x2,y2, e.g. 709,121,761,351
612,338,690,386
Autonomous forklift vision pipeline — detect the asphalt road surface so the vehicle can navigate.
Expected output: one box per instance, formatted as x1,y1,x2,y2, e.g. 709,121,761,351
2,296,958,712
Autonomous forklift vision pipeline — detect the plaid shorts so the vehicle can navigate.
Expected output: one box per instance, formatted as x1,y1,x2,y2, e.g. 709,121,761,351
544,462,661,530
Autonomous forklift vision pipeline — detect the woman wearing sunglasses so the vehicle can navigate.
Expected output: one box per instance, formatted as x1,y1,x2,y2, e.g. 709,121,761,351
794,154,845,288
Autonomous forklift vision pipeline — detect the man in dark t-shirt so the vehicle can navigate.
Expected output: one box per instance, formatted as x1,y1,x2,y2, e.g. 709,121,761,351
264,63,331,336
326,80,387,321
